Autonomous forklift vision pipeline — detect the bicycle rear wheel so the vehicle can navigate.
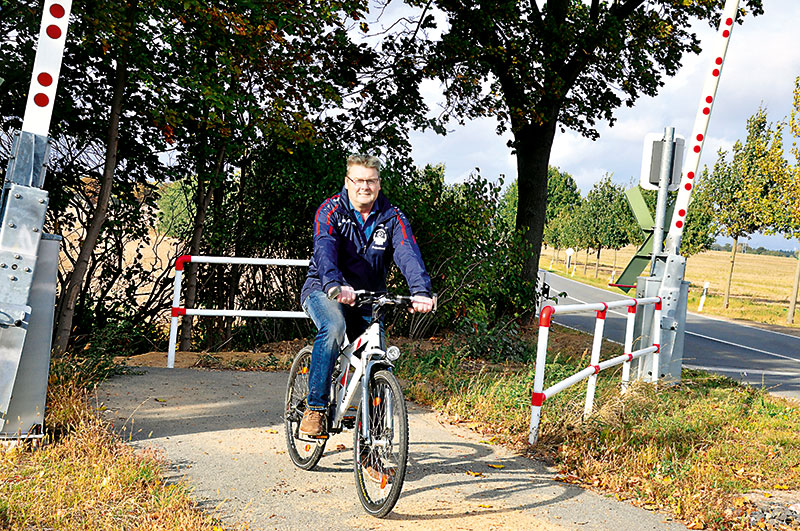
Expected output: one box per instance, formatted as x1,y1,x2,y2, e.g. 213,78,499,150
353,369,408,517
284,346,326,470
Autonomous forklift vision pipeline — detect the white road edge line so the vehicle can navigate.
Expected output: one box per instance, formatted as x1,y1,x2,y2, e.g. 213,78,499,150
543,270,800,342
558,294,800,365
682,364,800,377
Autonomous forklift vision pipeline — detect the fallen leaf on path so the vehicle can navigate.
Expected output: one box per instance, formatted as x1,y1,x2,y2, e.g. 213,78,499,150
154,398,166,403
477,504,492,508
687,520,705,530
466,470,485,477
487,464,505,469
264,429,278,434
336,444,346,451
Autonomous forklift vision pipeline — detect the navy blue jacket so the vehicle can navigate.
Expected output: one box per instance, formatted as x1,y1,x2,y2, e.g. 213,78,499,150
301,187,432,304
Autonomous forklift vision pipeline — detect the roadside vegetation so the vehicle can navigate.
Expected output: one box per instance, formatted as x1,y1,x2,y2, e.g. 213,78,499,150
395,326,800,531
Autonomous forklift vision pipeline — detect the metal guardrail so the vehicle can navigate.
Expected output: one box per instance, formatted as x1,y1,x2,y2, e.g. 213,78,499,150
166,255,310,368
528,297,662,445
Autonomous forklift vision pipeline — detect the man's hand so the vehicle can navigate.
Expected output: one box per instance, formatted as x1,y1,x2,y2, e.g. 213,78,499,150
332,285,356,306
409,295,434,314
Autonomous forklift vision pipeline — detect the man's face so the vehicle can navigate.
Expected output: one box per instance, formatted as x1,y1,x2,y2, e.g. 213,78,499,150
345,164,381,212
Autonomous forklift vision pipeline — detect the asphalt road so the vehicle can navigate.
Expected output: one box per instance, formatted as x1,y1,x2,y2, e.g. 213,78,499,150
540,271,800,399
96,367,688,530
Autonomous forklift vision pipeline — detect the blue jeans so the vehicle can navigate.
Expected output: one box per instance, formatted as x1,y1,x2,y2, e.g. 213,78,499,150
302,290,369,411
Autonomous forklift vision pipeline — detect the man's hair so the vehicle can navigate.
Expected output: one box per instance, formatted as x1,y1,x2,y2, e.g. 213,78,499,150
346,154,381,177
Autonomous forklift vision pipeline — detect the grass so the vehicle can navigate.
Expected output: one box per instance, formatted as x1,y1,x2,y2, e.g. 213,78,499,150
0,376,242,530
396,326,800,530
539,246,800,329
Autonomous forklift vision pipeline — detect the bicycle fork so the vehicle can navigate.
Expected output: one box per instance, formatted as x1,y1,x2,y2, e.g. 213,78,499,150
359,360,395,447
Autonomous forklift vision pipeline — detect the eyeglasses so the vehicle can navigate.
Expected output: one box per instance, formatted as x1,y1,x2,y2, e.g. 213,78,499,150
347,175,380,188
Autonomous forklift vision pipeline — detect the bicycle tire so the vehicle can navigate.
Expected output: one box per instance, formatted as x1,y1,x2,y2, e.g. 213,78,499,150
284,346,326,470
353,369,408,517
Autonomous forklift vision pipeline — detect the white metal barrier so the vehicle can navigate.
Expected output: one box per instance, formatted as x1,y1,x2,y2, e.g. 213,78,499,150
528,297,662,444
166,255,310,368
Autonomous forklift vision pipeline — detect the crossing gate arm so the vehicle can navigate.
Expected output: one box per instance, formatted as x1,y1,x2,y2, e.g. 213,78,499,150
166,255,311,368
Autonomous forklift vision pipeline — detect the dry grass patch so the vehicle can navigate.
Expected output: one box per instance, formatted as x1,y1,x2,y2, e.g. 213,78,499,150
0,382,243,531
397,329,800,530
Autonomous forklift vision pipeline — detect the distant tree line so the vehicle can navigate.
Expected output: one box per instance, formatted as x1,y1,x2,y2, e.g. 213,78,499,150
710,243,797,259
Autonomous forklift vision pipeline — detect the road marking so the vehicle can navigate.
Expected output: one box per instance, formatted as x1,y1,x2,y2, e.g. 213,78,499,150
544,270,800,342
557,293,800,365
686,311,800,341
683,331,800,364
683,364,800,377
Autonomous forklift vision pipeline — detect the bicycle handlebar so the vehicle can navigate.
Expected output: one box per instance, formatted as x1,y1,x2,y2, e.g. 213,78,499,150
327,287,437,312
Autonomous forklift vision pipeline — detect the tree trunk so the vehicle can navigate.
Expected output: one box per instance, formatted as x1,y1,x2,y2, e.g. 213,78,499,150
583,248,589,275
53,54,128,355
723,236,738,309
787,241,800,324
514,120,559,298
594,247,601,278
178,147,225,351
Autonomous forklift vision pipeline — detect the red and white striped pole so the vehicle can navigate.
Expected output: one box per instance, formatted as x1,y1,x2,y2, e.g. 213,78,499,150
529,306,553,445
583,303,608,418
664,0,740,254
621,302,638,392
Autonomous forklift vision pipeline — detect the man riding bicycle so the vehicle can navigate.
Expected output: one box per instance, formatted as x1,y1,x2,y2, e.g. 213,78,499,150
299,154,434,437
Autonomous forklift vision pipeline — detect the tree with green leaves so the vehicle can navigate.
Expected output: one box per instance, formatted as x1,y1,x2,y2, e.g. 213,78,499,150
498,166,581,231
574,175,631,278
420,0,763,293
703,107,786,308
775,76,800,323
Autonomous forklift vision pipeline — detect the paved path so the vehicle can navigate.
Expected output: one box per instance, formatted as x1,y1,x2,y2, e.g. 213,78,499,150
97,367,687,530
541,271,800,399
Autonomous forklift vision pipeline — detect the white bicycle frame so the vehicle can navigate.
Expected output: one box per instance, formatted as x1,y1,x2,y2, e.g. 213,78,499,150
329,320,392,444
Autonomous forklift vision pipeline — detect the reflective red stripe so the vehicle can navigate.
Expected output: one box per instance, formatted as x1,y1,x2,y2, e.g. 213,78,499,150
627,353,634,361
592,365,600,374
596,303,608,319
531,392,545,406
171,307,186,317
654,343,660,353
655,297,662,310
539,306,555,327
175,255,192,271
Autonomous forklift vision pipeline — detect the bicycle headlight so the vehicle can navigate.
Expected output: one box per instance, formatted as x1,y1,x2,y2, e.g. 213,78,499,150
386,346,401,361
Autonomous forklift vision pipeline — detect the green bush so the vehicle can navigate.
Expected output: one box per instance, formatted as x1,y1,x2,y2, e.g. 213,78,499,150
51,318,163,388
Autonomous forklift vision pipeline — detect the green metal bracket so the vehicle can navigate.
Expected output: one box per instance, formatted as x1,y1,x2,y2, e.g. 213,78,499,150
611,188,674,293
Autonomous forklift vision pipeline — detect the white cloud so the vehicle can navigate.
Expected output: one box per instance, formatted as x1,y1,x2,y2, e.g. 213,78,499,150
408,0,800,247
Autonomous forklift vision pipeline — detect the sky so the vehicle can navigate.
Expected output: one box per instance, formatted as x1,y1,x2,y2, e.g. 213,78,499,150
406,0,800,251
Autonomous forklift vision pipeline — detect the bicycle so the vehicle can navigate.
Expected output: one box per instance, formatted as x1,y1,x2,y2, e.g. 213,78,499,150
284,290,435,517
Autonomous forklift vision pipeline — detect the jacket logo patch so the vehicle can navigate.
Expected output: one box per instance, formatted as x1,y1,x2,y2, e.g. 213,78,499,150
372,228,388,248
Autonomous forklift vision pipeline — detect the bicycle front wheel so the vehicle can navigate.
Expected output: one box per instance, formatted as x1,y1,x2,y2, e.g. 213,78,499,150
353,369,408,517
284,346,326,470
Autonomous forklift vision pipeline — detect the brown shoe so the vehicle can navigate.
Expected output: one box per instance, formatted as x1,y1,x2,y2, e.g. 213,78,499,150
299,409,326,437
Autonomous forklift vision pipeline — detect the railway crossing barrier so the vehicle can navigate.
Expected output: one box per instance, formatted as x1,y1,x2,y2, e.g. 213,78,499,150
528,296,662,445
167,255,310,368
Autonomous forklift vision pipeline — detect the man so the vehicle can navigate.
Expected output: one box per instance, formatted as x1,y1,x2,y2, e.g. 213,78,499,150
299,154,434,437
